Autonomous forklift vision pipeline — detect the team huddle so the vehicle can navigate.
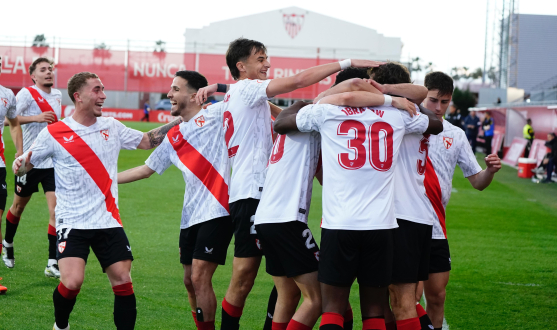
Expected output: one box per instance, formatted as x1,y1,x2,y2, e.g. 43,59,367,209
0,37,502,330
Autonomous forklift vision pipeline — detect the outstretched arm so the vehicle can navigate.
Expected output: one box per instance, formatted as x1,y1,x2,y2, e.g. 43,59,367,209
266,60,383,98
273,101,311,135
137,118,182,150
118,165,156,184
467,154,501,191
7,116,23,157
368,80,428,104
418,105,443,135
314,78,381,103
319,91,417,116
268,102,283,118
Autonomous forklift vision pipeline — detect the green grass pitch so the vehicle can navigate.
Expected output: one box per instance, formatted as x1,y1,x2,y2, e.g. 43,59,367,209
1,121,556,329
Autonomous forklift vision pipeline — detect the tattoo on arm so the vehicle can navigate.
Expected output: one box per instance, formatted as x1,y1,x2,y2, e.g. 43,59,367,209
147,118,182,148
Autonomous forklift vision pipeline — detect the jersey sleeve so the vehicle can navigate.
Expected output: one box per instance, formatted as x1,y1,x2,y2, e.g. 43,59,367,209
6,89,17,119
113,119,144,150
457,131,482,177
296,104,327,133
144,138,173,175
29,128,54,166
15,89,32,116
401,110,429,135
240,79,272,108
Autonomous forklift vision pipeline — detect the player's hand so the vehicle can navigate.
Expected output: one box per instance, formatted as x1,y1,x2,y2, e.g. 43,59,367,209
14,151,22,159
350,60,385,68
392,97,417,117
367,79,388,94
37,112,56,124
12,151,31,176
314,91,326,104
195,84,219,105
485,153,502,174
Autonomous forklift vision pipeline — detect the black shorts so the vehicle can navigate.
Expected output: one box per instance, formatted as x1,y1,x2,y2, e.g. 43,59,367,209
318,228,394,288
56,226,133,272
15,168,55,197
429,239,451,273
179,216,234,265
230,198,263,258
256,221,319,278
392,219,432,283
0,168,7,210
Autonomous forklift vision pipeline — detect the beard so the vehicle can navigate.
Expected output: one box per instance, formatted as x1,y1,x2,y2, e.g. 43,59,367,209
43,82,54,87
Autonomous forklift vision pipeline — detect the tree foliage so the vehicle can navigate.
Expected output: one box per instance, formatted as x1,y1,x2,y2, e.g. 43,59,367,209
452,87,477,117
32,34,49,47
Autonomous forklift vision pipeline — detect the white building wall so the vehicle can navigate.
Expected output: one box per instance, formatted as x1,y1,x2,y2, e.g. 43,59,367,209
185,7,401,61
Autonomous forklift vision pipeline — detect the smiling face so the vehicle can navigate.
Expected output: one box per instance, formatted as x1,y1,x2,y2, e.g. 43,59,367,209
31,61,54,88
75,78,106,117
167,76,195,117
423,89,452,120
238,49,270,81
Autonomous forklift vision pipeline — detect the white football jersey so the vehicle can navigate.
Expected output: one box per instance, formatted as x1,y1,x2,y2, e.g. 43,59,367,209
145,108,230,229
219,79,273,203
28,116,143,230
426,119,482,239
254,131,321,225
297,104,429,230
16,86,62,169
0,85,18,167
393,131,436,225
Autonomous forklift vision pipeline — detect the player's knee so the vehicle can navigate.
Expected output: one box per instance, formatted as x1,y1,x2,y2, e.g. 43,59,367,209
183,274,195,292
12,203,25,216
191,271,211,291
429,288,446,305
62,279,83,291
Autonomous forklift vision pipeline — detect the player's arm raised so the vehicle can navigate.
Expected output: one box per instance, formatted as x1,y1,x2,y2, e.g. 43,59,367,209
466,154,502,191
319,91,417,116
273,101,311,134
118,165,156,184
314,78,382,103
7,116,23,158
137,118,182,150
368,79,428,104
268,101,282,118
265,60,383,98
417,105,443,135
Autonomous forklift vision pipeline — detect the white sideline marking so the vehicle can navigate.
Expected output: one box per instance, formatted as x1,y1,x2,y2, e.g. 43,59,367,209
497,281,540,287
451,188,458,193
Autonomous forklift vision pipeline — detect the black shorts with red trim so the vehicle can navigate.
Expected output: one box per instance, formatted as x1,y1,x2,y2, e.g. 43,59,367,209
429,239,451,273
56,226,133,272
391,219,432,283
230,198,263,258
14,168,55,197
0,168,7,210
179,216,234,265
318,228,394,288
256,221,319,278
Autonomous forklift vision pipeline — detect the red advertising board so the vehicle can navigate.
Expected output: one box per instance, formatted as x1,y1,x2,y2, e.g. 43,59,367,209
2,46,339,100
0,46,55,87
502,137,528,166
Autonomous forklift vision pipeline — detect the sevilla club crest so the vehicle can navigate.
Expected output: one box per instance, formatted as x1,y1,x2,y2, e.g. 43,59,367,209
195,115,205,127
443,137,453,149
282,13,305,39
58,241,66,253
1,98,8,107
100,129,109,141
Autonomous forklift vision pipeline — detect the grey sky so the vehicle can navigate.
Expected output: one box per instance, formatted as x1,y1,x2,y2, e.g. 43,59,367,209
2,0,556,74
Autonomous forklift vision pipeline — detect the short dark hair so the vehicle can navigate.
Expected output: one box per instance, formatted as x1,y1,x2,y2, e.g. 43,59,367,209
527,118,532,124
67,72,99,103
370,62,411,85
226,38,267,80
424,71,454,97
29,57,53,76
333,68,370,86
174,70,208,91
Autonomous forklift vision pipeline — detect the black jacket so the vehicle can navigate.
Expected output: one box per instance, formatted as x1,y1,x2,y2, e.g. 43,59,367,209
545,138,557,161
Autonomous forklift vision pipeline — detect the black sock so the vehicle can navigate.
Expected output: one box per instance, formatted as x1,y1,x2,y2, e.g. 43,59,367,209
114,294,137,330
419,313,433,330
344,319,353,330
48,234,57,260
263,286,278,330
53,287,76,329
434,328,442,330
4,220,19,244
319,325,343,330
221,308,240,330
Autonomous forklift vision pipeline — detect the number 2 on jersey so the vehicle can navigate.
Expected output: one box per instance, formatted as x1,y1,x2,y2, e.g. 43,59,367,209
337,120,393,171
223,111,239,158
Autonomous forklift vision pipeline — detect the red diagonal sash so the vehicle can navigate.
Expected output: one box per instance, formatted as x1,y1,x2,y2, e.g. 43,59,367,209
0,131,5,165
424,156,447,238
25,87,59,124
48,121,122,225
167,126,230,212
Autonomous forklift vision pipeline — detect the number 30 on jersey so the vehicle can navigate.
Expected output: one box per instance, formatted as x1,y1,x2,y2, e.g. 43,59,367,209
337,120,393,171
